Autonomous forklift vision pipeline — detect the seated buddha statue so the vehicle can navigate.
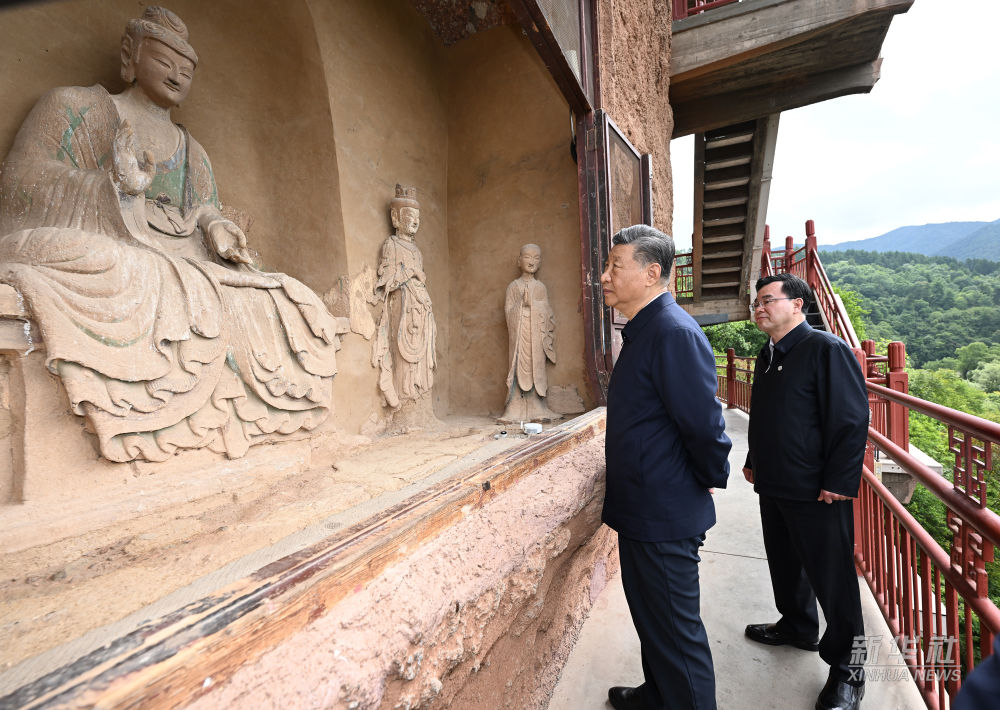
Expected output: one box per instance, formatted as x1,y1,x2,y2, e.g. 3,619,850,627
0,6,347,463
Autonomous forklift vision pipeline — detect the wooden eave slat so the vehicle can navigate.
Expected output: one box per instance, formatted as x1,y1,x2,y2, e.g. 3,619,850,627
703,204,747,222
705,131,754,149
704,195,748,209
704,142,755,163
703,223,745,239
704,155,752,171
703,233,744,244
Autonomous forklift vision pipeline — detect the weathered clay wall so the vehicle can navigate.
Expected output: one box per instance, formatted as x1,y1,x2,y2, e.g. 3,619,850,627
445,25,592,416
597,0,674,234
185,435,616,710
308,0,453,429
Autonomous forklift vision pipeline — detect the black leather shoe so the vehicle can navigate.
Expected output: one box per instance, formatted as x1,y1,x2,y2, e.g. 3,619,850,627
745,622,819,651
815,676,864,710
608,686,645,710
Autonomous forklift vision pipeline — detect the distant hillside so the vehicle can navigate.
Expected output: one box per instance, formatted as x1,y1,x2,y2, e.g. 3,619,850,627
819,221,987,255
948,221,1000,261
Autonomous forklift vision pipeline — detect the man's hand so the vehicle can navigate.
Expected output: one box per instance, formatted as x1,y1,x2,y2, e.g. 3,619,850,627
817,489,853,504
742,466,754,484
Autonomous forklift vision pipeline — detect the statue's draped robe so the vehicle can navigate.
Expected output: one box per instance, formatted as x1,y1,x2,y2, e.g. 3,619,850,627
504,277,555,398
0,85,347,462
372,235,436,409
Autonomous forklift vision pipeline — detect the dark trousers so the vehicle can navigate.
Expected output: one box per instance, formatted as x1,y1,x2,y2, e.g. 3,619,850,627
759,495,865,683
618,534,716,710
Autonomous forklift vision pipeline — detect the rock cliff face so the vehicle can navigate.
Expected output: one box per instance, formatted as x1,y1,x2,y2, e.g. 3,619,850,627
186,435,615,710
598,0,674,233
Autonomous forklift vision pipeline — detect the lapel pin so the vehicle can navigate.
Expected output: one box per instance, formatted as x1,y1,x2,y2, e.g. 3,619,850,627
777,365,783,371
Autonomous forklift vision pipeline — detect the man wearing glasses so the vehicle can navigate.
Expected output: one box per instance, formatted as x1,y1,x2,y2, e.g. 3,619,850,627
601,224,731,710
742,273,870,710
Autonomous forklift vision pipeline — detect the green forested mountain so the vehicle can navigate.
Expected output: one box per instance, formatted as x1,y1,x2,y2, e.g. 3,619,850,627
950,221,1000,261
822,250,1000,365
819,220,1000,261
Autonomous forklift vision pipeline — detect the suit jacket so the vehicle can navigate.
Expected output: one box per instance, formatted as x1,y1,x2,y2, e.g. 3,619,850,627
744,320,869,500
602,292,732,541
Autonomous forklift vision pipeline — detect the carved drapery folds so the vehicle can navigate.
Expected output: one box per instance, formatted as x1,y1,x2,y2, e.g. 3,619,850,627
0,7,348,463
371,185,437,414
500,243,557,423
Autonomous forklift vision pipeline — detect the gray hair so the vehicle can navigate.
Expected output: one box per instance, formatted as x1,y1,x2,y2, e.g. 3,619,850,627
612,225,675,282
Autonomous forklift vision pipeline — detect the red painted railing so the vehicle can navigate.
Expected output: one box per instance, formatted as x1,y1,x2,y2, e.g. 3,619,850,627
859,379,1000,709
673,0,742,20
761,221,861,349
717,219,1000,707
675,251,694,299
716,349,753,412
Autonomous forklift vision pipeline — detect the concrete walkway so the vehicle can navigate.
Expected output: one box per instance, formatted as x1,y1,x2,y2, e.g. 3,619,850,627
549,409,926,710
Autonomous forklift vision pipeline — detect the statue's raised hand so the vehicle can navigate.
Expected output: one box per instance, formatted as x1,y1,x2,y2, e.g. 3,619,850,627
205,217,252,265
111,120,156,196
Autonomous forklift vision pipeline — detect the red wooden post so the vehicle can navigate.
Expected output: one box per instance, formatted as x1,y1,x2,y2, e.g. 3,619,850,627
784,235,794,273
887,341,909,450
861,339,878,379
852,344,868,561
726,348,736,409
805,219,819,291
672,0,688,20
760,225,772,276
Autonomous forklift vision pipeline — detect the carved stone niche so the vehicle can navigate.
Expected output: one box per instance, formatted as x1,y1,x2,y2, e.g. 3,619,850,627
0,6,352,504
0,286,352,507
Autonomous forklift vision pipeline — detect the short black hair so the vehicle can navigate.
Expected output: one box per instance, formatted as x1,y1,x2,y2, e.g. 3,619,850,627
755,273,812,303
612,224,675,282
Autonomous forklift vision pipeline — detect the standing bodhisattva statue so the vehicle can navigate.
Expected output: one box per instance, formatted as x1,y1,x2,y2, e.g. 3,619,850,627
500,243,557,423
0,6,348,462
371,185,437,425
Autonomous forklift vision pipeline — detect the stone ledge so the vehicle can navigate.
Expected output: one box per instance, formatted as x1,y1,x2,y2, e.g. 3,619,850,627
3,410,610,709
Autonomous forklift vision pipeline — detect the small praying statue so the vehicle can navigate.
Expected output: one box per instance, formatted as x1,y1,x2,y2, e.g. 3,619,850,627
500,243,558,423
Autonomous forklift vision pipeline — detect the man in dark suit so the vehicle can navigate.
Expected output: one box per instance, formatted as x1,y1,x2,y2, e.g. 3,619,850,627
601,224,732,710
742,273,870,710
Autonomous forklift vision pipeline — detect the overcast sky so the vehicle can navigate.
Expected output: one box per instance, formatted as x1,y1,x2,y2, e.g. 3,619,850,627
670,0,1000,249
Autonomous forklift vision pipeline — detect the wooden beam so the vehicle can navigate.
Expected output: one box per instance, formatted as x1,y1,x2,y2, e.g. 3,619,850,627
507,0,592,116
683,297,752,326
672,59,880,138
741,114,780,307
692,133,706,300
671,0,913,81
